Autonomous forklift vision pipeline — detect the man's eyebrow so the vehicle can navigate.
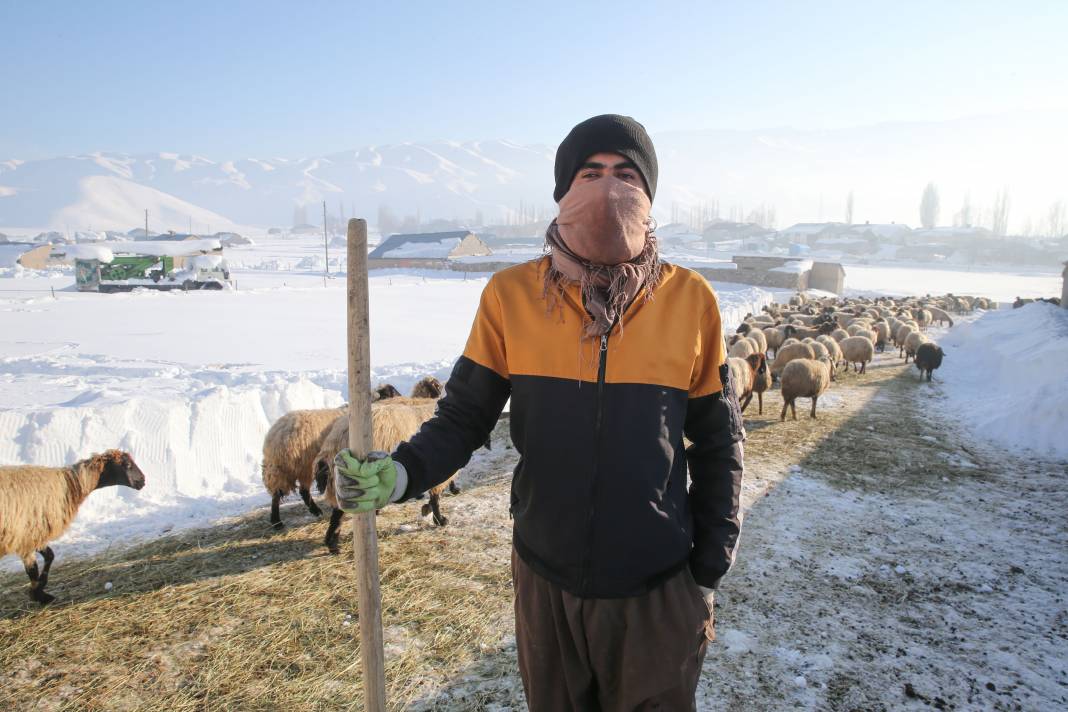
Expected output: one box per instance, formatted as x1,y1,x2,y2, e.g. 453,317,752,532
580,161,606,170
611,160,638,170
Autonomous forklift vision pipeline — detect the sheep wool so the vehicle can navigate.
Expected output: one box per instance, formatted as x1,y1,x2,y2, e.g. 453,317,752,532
779,357,833,421
839,335,875,374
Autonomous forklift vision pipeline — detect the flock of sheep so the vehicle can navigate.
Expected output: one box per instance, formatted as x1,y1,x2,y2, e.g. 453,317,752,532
1,290,989,606
725,291,986,422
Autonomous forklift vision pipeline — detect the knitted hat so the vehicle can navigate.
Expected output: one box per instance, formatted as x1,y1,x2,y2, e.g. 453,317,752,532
553,114,658,203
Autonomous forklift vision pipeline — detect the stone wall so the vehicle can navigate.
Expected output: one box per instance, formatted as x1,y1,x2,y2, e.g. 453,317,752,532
692,267,807,291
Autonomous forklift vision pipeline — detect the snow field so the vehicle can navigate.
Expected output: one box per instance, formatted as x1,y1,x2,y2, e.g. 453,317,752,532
936,302,1068,459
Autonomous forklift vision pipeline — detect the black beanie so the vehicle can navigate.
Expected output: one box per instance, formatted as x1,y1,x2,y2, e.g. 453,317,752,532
553,114,658,203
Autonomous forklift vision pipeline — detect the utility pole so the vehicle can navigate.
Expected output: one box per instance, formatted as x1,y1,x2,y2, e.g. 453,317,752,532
145,209,149,239
323,200,329,286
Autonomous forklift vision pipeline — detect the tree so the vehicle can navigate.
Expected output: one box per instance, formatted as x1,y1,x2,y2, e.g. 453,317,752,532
920,183,940,228
377,204,397,236
845,191,854,224
1048,201,1067,237
991,188,1011,236
954,192,973,227
292,203,308,228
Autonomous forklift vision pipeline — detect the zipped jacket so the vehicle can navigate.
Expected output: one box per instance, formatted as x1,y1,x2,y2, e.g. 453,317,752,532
393,257,745,598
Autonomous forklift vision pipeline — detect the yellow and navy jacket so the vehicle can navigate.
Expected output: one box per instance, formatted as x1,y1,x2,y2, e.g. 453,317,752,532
393,256,744,598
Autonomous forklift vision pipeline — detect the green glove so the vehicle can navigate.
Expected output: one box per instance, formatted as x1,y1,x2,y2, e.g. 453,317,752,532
333,449,398,513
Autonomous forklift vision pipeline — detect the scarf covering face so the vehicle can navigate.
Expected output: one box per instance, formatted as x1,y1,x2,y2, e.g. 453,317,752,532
544,176,661,338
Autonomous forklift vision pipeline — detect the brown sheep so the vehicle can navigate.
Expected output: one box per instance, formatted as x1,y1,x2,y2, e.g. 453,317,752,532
742,353,771,414
315,398,474,553
770,341,817,380
262,407,346,528
1,450,146,604
779,357,834,421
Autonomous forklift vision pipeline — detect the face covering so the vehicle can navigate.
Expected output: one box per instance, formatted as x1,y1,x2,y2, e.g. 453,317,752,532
544,176,661,338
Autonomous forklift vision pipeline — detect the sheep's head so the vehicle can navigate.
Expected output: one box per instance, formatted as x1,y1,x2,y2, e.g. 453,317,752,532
736,322,751,335
410,376,444,399
96,450,146,491
745,353,767,374
372,383,402,402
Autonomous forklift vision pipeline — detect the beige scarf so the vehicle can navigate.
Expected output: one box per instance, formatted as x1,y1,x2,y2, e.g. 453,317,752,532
544,177,661,338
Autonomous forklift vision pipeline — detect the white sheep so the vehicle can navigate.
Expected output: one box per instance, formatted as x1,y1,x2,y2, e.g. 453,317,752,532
904,331,929,363
1,450,146,604
779,357,834,421
728,336,759,360
839,335,875,374
770,341,817,380
262,406,346,528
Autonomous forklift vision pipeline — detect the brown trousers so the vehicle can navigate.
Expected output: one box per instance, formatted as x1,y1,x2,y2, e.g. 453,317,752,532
512,549,714,712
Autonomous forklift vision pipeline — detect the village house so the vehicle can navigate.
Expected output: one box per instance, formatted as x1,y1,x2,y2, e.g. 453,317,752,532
368,230,492,268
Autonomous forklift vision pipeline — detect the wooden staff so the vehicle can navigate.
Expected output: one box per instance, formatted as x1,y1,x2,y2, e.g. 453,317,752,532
346,218,387,710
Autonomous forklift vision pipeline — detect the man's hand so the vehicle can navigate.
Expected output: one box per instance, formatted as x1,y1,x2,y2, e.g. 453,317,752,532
334,450,398,513
699,586,716,642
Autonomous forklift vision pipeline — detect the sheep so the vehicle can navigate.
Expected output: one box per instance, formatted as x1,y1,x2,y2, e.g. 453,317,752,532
770,341,817,380
872,322,891,352
763,326,786,356
816,335,844,370
315,397,468,553
727,357,754,404
741,353,771,414
744,327,768,355
1,450,146,604
839,335,875,374
372,383,402,401
895,324,918,357
262,407,346,528
914,342,945,381
904,331,929,363
926,306,955,327
830,328,850,342
728,337,759,360
779,357,834,421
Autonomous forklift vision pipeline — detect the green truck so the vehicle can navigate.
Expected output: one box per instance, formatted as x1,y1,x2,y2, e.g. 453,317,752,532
75,254,230,292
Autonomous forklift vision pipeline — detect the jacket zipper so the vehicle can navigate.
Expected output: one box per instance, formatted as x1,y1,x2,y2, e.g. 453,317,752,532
580,330,610,594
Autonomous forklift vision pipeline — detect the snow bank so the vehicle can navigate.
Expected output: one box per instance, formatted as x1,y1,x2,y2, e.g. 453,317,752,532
769,260,812,274
54,244,116,262
938,303,1068,459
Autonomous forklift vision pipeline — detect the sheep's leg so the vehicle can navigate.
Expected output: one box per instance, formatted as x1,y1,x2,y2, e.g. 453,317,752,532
23,555,54,605
428,491,448,527
448,479,461,495
324,508,344,554
810,396,818,419
791,401,798,421
779,399,789,422
299,487,322,518
740,393,753,413
757,392,763,415
861,361,867,374
270,490,284,529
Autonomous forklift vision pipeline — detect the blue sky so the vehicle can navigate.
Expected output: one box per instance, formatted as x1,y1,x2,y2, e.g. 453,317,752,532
2,0,1065,159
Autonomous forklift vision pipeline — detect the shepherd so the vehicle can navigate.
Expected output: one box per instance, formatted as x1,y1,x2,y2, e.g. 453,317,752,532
335,114,745,711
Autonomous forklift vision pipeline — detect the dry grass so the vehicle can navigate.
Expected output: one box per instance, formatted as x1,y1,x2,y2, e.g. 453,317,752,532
0,353,958,710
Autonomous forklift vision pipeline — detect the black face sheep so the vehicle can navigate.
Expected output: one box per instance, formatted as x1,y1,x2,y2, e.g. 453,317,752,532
914,342,945,381
903,331,929,364
1,450,146,604
779,357,834,421
372,383,402,401
262,407,346,528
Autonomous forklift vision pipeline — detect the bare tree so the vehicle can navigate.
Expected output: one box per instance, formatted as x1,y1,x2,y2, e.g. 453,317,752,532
920,183,940,228
954,191,973,227
845,191,854,224
991,188,1011,236
1048,201,1067,237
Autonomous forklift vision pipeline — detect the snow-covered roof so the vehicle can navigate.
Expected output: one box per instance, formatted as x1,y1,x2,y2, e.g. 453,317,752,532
769,259,813,274
782,223,842,235
53,244,116,263
369,231,477,259
111,238,222,256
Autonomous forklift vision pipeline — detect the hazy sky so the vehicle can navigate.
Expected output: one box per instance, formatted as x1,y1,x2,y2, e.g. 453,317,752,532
2,0,1066,158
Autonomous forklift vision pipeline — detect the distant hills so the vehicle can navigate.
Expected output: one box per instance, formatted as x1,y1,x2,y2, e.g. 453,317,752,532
1,113,1062,234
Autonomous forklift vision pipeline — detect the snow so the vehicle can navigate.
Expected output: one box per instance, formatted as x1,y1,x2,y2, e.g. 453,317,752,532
111,238,222,256
187,255,224,270
51,244,116,263
937,302,1068,459
769,259,813,274
380,237,462,259
844,263,1060,302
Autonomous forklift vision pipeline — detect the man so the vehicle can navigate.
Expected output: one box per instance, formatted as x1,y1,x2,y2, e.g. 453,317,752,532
336,114,744,711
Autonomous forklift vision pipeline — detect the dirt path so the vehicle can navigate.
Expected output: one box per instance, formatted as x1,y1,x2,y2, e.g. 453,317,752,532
2,347,1065,711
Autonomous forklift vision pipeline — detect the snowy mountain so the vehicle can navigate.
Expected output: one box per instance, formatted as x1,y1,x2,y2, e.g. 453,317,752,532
0,113,1062,232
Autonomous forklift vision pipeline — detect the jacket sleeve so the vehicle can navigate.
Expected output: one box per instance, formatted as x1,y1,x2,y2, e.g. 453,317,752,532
684,297,745,589
391,277,511,500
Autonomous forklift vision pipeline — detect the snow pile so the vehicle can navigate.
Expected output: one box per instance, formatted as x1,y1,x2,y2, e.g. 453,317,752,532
53,244,116,263
188,254,224,270
937,302,1068,459
382,237,462,259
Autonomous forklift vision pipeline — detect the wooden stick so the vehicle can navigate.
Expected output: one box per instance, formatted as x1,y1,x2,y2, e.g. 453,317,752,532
346,218,387,711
